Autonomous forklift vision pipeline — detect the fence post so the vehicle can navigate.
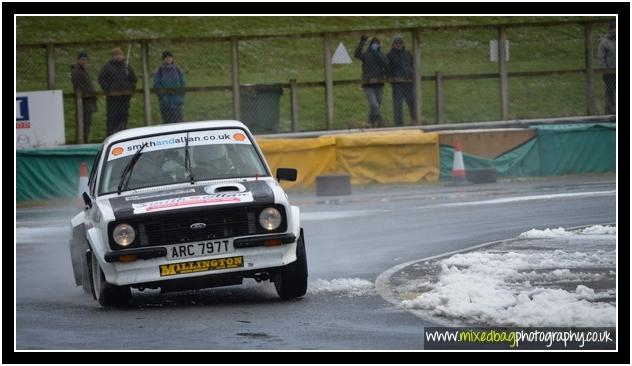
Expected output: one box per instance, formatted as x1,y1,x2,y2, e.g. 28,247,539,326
584,23,596,115
323,33,334,130
46,43,55,89
75,90,84,144
141,40,152,125
498,26,509,121
290,79,300,132
231,38,241,121
412,29,423,125
435,71,444,124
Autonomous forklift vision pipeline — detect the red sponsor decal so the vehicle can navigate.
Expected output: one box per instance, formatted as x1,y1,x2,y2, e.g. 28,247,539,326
16,122,31,129
144,197,241,212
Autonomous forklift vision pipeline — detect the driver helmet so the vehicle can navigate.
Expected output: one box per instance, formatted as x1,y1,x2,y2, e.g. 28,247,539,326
193,144,227,167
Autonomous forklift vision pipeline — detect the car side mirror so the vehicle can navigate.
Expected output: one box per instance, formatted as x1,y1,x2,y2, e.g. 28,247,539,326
82,191,93,209
276,168,297,182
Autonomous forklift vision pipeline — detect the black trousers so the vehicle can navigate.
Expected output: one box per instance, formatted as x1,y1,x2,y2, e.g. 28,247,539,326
392,82,416,126
160,104,183,124
106,95,132,136
603,74,615,114
82,108,94,143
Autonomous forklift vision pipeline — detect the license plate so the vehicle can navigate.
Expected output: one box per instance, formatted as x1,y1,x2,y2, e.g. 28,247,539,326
159,256,244,277
166,239,234,261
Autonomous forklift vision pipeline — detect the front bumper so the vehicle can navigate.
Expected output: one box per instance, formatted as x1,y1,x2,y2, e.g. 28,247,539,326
104,233,296,263
100,240,298,286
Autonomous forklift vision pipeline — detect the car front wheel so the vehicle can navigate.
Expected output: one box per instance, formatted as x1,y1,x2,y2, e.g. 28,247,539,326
274,229,308,300
90,251,131,307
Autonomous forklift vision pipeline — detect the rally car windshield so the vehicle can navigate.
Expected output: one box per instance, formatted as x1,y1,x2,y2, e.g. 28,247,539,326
99,129,268,195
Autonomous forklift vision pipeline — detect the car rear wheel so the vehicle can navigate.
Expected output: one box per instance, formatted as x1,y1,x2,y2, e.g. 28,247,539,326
90,251,131,307
274,229,308,300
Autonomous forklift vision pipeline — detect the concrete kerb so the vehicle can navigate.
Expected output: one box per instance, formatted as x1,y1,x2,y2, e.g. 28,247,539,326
374,222,616,327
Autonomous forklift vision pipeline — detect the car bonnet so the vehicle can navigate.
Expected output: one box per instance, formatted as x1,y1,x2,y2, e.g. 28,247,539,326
107,180,275,221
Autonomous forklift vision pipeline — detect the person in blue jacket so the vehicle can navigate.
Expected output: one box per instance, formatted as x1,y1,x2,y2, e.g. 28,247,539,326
153,50,186,123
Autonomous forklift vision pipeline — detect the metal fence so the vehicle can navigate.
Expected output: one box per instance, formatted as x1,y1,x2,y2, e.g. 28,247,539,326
15,18,615,144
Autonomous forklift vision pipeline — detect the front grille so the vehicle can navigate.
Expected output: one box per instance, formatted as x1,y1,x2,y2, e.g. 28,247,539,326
141,210,256,246
109,206,286,249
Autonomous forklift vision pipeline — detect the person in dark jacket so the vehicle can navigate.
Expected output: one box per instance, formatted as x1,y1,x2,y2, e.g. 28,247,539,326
387,36,416,126
153,50,186,123
98,47,137,136
355,35,389,127
70,51,97,142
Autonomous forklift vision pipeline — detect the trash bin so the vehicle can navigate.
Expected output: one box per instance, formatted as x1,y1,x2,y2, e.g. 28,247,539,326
240,84,283,134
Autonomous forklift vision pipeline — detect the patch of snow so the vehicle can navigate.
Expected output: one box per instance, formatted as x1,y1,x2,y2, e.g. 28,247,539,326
308,278,375,297
519,227,574,239
551,269,571,277
575,285,596,300
401,246,615,327
594,289,617,299
519,225,616,239
442,250,614,272
580,225,616,236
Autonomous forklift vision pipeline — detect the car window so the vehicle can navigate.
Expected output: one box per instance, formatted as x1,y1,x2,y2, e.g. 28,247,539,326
88,147,102,196
99,128,268,195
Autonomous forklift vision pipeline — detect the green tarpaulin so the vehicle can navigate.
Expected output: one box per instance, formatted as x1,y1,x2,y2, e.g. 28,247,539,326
440,123,615,179
16,144,100,202
532,123,616,176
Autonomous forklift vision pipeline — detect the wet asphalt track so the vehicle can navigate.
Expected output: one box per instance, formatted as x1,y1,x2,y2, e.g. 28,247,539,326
15,175,616,350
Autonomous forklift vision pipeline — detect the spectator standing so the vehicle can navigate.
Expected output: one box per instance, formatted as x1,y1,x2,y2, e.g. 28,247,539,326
70,51,97,142
98,47,137,136
355,35,389,127
153,50,186,123
598,22,616,114
387,36,416,126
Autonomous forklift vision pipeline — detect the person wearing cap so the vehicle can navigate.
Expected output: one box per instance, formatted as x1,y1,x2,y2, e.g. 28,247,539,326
598,22,616,114
97,47,138,136
387,36,416,126
355,35,389,127
153,50,187,123
70,51,97,142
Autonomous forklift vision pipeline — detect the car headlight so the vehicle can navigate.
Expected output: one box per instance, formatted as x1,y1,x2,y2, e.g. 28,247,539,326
259,207,282,231
113,223,136,246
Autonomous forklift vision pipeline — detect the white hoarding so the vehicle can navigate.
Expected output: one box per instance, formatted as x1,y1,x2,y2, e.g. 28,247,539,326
16,90,65,148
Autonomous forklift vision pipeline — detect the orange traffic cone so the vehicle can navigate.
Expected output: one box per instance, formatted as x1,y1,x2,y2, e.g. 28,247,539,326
451,140,468,185
78,162,89,198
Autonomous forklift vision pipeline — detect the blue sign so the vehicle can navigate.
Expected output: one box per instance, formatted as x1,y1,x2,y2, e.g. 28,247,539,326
16,97,29,121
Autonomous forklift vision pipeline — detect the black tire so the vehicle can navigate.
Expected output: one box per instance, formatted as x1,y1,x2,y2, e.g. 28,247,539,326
90,251,131,307
274,229,308,300
69,225,88,287
69,239,83,286
81,248,93,295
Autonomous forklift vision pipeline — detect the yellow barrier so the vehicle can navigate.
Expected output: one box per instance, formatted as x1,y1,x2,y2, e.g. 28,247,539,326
335,131,439,184
257,131,439,188
257,136,337,189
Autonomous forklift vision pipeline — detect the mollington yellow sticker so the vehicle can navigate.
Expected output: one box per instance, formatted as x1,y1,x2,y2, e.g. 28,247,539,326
160,256,244,276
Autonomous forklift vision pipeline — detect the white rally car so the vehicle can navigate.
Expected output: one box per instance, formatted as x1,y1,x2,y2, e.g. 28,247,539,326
69,120,307,306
